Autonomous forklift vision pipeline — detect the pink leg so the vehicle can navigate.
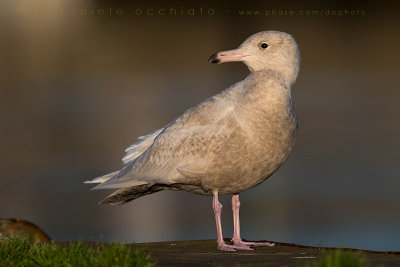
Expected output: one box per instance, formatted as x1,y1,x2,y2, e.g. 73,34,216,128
231,193,275,247
212,191,252,251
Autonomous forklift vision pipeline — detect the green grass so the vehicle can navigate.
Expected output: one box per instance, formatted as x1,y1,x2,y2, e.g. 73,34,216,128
0,236,155,267
304,250,370,267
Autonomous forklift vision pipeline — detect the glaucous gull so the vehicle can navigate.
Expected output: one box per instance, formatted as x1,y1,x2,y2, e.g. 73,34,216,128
85,31,301,251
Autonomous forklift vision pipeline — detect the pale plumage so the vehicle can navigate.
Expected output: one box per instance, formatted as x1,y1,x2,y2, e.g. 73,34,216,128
85,30,301,251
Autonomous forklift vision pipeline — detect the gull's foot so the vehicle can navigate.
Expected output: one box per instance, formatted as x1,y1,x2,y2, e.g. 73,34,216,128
218,242,254,251
232,239,275,247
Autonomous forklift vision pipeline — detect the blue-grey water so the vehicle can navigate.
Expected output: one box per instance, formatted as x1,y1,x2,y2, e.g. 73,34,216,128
1,0,399,252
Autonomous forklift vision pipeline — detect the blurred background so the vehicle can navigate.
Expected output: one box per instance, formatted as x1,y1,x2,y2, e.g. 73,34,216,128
1,0,399,251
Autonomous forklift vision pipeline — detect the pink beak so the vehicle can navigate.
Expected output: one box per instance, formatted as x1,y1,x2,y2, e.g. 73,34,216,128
208,49,247,64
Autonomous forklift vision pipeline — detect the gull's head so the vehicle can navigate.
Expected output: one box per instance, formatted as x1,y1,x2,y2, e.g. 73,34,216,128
209,31,300,88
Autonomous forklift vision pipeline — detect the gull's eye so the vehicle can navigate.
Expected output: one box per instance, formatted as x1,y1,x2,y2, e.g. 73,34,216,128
261,42,269,49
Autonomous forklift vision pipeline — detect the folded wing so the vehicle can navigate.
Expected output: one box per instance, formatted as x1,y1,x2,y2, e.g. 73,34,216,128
92,91,238,190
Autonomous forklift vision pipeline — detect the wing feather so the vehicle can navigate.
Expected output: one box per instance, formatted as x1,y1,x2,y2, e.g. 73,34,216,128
122,128,163,164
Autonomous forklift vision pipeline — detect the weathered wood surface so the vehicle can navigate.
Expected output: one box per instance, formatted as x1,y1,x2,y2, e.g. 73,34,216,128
134,239,400,266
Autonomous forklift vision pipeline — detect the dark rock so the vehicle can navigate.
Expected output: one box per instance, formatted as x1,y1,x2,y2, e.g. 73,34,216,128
0,218,51,243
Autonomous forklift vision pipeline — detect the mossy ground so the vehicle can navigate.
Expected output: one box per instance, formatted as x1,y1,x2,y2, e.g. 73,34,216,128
0,236,154,267
304,250,370,267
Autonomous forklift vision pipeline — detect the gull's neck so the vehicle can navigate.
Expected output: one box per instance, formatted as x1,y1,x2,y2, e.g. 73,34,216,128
254,68,296,91
247,57,300,90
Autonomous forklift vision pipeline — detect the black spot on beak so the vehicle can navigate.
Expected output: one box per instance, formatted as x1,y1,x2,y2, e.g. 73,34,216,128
208,53,220,64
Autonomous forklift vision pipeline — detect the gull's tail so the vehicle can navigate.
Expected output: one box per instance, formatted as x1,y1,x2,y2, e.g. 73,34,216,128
100,183,173,205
